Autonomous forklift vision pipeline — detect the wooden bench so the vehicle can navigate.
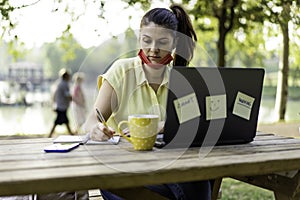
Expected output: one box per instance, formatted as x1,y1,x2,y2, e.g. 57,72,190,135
88,186,222,199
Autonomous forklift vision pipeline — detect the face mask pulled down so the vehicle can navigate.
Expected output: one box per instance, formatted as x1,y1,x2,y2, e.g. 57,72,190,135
138,49,173,68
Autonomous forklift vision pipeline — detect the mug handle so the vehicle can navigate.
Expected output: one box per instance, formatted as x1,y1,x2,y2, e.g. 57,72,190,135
117,120,132,143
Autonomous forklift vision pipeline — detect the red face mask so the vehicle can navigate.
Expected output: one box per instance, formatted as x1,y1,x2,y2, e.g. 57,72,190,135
138,49,173,67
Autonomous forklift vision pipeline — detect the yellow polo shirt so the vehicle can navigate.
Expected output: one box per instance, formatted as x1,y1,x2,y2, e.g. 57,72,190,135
98,56,170,130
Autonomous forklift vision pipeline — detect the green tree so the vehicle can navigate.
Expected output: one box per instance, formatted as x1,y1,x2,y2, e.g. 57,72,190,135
226,23,267,68
0,0,43,60
2,0,300,122
184,0,300,121
42,33,87,77
43,43,63,77
184,0,241,67
258,0,300,121
59,28,87,73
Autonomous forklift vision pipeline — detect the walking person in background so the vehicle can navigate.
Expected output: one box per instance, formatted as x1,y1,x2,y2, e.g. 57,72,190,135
71,72,87,134
48,68,74,137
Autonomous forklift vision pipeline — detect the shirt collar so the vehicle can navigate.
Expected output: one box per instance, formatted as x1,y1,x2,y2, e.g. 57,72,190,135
161,66,170,86
134,56,171,87
134,57,147,86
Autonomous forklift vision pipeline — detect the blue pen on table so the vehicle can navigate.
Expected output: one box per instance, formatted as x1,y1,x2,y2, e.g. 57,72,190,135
95,108,113,139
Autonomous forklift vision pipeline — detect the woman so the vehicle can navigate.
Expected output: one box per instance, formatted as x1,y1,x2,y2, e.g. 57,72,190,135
71,72,87,133
84,4,211,200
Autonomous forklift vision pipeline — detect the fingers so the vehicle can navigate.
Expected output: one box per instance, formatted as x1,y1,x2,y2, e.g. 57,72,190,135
122,127,130,135
90,123,115,141
100,123,115,139
158,121,165,133
90,127,109,141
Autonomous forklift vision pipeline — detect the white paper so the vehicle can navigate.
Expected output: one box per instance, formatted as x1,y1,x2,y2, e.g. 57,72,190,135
206,94,227,120
86,136,120,145
53,135,84,143
233,91,255,120
173,93,201,124
53,134,120,145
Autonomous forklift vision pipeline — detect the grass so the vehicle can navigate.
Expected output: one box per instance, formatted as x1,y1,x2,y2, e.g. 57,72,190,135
221,178,275,200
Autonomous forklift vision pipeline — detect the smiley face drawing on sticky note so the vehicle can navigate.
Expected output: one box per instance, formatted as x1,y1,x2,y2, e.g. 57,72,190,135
233,92,255,120
209,98,221,112
206,94,227,120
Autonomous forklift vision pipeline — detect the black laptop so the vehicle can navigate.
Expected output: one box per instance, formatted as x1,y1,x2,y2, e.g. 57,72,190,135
162,67,265,148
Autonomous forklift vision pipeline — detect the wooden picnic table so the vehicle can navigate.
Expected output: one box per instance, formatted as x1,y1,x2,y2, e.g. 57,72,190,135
1,132,300,199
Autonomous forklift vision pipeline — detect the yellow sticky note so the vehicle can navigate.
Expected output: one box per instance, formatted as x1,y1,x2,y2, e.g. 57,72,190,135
206,94,227,120
233,92,255,120
173,93,201,124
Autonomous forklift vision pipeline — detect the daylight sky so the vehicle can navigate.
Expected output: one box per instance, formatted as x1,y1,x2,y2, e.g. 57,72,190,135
5,0,298,50
6,0,172,49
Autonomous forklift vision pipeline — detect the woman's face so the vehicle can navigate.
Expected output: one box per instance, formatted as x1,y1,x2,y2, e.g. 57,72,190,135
140,22,175,66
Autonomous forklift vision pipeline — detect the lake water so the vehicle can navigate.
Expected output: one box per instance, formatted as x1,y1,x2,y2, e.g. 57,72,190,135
0,82,97,136
0,96,299,137
259,98,299,123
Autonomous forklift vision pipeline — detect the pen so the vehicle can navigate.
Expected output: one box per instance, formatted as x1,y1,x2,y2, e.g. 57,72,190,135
95,108,108,127
95,108,113,140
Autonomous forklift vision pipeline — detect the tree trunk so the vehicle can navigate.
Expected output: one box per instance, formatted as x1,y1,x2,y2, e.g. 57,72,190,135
216,0,238,67
217,31,226,67
275,22,289,121
217,0,228,68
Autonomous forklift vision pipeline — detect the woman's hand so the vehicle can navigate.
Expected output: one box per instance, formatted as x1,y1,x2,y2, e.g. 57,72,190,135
158,121,165,133
90,123,115,141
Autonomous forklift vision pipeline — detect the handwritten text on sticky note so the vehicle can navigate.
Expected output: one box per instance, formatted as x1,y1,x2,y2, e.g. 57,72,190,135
233,92,255,120
173,93,201,124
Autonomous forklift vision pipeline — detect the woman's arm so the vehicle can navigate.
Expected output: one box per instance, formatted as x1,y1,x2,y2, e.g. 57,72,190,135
83,80,118,140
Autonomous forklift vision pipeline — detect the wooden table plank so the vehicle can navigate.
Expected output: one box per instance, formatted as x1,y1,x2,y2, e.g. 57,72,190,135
1,140,300,168
2,135,300,172
1,133,300,196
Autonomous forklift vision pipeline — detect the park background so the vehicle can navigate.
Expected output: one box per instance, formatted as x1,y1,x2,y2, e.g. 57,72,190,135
0,0,300,199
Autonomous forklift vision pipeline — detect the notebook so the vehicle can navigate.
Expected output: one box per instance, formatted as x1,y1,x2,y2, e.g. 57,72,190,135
162,67,265,148
53,134,120,145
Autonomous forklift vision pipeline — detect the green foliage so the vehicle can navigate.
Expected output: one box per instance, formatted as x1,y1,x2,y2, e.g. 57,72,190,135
192,18,218,66
41,33,87,77
182,0,299,66
183,0,270,67
1,0,300,86
0,0,31,61
226,23,268,67
260,0,300,25
0,0,48,40
124,0,151,10
222,178,274,200
59,27,87,72
43,43,63,76
0,0,14,21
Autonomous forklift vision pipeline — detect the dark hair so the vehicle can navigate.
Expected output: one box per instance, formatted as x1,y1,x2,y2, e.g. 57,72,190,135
62,71,70,80
140,4,197,66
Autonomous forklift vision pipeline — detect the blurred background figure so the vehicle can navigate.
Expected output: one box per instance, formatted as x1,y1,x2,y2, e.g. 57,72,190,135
48,68,74,137
71,72,87,134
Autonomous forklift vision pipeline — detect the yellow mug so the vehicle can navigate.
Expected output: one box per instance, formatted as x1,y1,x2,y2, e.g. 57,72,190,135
118,114,159,151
